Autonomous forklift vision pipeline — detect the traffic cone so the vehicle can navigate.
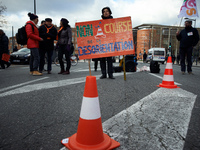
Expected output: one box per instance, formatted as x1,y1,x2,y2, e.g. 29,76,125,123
95,27,106,39
157,56,179,89
61,76,120,150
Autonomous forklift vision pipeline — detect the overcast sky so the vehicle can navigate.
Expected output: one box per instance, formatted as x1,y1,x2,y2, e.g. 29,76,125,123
1,0,200,37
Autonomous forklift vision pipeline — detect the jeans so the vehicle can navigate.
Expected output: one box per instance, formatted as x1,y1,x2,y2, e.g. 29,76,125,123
30,48,40,71
58,44,71,71
179,46,193,72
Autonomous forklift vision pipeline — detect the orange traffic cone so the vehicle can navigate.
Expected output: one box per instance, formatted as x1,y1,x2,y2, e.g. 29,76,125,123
157,56,179,89
61,76,120,150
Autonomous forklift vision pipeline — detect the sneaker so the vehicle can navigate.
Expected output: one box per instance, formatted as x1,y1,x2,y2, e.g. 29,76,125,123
47,71,51,74
188,72,194,75
182,72,185,75
32,71,43,76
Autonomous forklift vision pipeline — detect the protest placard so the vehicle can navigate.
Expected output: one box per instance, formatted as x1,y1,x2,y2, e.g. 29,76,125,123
75,16,135,60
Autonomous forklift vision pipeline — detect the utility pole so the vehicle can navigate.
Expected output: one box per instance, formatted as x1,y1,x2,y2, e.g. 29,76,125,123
12,26,14,51
34,0,36,14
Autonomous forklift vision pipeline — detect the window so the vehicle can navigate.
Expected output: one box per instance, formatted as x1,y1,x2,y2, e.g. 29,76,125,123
154,51,164,55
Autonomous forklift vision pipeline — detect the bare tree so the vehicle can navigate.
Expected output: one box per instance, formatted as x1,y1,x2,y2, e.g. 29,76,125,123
0,2,7,27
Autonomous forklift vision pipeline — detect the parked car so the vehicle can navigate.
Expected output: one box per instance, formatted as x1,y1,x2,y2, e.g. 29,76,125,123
10,48,30,64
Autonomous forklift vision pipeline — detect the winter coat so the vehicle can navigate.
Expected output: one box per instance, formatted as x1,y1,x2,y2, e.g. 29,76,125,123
39,24,57,50
0,33,9,54
57,27,72,45
176,26,199,48
25,21,41,49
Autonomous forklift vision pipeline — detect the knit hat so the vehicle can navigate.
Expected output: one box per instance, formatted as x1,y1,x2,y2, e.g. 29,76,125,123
45,18,52,22
28,12,38,20
102,7,112,15
61,18,69,24
185,18,193,24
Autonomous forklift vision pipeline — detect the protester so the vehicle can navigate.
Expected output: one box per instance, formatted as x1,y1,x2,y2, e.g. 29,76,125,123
40,20,46,26
92,58,99,71
0,29,11,69
172,54,175,64
39,18,57,74
13,46,18,52
176,19,199,75
143,52,147,63
26,12,43,76
99,7,115,79
177,54,180,65
57,18,72,75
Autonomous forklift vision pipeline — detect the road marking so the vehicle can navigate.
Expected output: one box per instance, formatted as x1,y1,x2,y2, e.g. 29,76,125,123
71,69,89,72
0,72,134,97
149,73,182,85
0,77,49,93
103,88,196,150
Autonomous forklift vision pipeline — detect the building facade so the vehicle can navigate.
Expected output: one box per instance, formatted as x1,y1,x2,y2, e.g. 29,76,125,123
133,24,200,60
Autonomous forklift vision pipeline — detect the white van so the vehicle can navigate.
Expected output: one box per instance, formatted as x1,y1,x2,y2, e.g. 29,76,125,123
146,48,165,64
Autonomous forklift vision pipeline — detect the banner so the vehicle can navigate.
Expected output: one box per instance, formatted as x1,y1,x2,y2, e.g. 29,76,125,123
75,16,135,60
178,0,199,18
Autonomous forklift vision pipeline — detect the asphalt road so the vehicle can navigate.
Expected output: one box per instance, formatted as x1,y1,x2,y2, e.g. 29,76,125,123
0,61,200,150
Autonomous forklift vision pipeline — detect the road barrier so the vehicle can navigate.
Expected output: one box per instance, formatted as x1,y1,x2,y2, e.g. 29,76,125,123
157,56,179,89
61,76,120,149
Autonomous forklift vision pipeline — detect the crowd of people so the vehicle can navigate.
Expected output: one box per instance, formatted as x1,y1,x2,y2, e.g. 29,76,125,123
25,12,72,76
25,7,116,78
1,7,116,79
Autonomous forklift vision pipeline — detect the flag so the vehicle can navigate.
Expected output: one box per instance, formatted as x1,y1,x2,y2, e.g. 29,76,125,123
178,0,199,18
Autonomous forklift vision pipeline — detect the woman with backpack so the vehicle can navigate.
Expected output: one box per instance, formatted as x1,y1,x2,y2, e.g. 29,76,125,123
57,18,72,75
26,12,43,76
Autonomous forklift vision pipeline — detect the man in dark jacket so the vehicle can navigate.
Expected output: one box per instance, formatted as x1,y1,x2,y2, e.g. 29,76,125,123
0,29,11,69
176,19,199,75
100,7,115,79
39,18,57,74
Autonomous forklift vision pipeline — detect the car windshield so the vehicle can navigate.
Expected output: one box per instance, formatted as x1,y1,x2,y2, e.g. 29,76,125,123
18,48,30,53
154,51,164,55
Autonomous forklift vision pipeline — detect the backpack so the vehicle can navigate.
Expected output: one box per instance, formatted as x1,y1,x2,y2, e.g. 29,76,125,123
16,23,34,45
150,61,160,73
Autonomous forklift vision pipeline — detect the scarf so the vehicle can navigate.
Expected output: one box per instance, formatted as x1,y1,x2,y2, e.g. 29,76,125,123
56,27,63,41
45,25,54,39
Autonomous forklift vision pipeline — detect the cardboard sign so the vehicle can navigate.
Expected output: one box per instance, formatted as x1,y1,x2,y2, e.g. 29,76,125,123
75,16,135,60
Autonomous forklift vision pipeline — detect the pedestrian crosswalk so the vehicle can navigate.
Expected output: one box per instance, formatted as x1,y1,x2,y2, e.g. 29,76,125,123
102,88,196,150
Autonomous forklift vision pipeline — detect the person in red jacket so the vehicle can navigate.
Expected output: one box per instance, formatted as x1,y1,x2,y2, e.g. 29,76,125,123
26,12,43,76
